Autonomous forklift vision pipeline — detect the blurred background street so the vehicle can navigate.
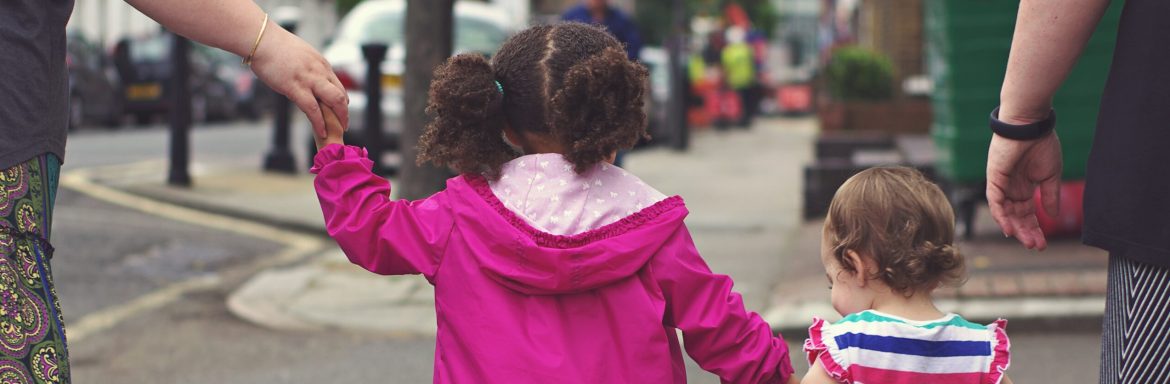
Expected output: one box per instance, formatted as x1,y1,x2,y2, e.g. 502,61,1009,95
57,0,1112,382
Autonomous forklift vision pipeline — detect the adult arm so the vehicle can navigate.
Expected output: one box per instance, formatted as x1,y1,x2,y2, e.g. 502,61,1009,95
122,0,348,136
988,0,1110,250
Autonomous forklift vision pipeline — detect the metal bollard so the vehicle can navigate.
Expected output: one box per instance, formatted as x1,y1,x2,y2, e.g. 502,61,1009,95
666,0,689,151
263,10,300,173
362,43,388,173
168,33,192,186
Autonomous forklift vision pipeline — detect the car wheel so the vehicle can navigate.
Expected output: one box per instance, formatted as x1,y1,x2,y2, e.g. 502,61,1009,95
69,94,83,131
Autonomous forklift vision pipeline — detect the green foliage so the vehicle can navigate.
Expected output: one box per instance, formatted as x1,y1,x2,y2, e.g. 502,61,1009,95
826,46,894,101
635,0,780,46
337,0,365,17
738,0,778,38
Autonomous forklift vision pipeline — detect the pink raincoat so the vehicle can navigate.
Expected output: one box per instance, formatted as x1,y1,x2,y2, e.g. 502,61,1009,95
312,145,794,383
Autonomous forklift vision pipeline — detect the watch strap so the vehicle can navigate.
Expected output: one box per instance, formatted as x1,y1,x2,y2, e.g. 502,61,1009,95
989,107,1055,140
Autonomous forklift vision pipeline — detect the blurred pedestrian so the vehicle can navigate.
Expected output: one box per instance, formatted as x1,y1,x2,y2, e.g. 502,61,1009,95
0,0,346,381
803,166,1013,384
311,23,798,383
985,1,1170,382
722,27,756,128
561,0,643,61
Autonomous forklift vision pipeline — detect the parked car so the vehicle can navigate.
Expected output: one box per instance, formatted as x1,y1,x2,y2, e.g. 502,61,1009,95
200,46,275,120
66,32,122,129
308,0,516,166
638,47,672,148
113,33,238,125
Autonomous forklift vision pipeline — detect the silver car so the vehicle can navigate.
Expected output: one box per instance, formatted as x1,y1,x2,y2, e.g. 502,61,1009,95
318,0,515,160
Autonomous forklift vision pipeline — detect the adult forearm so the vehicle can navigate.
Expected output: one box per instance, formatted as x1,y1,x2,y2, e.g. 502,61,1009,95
998,0,1110,123
122,0,267,57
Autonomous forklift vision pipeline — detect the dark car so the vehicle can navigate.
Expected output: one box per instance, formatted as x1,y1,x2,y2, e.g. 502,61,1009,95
113,33,238,125
66,33,122,129
200,46,275,120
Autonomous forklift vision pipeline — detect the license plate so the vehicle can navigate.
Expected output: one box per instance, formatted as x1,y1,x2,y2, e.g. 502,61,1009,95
126,83,161,100
382,74,402,89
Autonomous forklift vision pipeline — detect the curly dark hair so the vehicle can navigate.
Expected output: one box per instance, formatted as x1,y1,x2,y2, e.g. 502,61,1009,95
418,22,649,178
826,166,966,296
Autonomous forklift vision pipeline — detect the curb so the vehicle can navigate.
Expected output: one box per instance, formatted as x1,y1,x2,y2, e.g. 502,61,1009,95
764,295,1106,335
120,185,328,237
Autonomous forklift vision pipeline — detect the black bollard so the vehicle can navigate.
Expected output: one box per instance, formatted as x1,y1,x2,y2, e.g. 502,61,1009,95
168,33,192,186
362,43,388,173
666,0,689,151
263,21,299,173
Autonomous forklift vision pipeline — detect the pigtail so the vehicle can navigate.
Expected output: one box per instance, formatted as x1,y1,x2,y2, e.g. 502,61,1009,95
418,53,517,178
549,46,649,173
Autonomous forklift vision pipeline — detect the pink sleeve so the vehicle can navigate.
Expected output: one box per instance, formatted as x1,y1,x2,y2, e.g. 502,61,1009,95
651,227,795,384
311,144,455,278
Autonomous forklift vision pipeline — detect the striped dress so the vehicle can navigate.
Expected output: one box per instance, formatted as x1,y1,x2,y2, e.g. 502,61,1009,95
804,310,1010,384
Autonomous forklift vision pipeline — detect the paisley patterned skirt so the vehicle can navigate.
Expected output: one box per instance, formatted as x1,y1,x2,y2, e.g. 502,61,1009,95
0,155,68,384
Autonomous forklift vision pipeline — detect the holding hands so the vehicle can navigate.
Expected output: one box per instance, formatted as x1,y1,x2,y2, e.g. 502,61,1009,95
315,101,346,150
249,26,349,139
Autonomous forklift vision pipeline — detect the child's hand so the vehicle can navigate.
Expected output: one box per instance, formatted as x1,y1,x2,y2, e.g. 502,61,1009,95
314,101,346,150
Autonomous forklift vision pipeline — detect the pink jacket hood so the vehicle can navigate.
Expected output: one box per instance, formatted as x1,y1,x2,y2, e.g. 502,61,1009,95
457,176,688,295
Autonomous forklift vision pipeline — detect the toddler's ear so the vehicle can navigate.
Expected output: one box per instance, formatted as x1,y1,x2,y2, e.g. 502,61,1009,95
844,250,874,287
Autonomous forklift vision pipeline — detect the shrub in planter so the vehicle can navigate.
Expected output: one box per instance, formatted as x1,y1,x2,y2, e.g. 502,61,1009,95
826,47,894,101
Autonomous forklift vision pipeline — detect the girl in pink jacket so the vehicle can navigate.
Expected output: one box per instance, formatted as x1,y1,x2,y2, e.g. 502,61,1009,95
311,22,795,383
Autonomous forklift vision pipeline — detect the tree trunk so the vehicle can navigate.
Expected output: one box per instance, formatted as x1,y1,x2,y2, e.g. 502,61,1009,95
400,0,454,200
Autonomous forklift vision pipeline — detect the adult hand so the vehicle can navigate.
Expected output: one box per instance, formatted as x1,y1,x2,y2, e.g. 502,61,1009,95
986,130,1063,251
248,25,348,138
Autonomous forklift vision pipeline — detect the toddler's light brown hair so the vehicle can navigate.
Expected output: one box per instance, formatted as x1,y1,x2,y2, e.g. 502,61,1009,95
826,166,964,295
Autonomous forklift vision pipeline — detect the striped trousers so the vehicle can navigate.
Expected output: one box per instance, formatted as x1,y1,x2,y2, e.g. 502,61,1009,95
1101,255,1170,383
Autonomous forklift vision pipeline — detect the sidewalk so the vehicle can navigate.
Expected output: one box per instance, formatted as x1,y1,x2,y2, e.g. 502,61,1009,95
75,116,1107,336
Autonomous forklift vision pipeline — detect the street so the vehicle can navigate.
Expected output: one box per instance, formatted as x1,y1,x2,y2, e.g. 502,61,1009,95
57,120,1103,382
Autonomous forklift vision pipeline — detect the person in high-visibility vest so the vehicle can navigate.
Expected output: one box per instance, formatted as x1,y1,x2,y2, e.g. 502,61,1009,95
721,27,756,127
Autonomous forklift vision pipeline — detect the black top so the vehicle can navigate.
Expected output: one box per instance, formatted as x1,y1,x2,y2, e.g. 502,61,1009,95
1084,0,1170,266
0,0,74,169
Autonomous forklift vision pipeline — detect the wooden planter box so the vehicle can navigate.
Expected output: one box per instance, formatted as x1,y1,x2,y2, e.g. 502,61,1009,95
818,99,932,134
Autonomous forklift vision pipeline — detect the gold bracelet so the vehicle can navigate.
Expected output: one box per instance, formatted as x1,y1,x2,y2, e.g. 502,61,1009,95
242,13,269,66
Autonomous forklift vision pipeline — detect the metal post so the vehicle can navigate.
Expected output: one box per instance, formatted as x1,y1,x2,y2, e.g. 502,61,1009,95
263,20,299,173
666,0,689,151
362,43,388,173
168,33,192,186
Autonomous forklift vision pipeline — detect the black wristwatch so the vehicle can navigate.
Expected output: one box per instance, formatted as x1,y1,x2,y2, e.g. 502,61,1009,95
989,107,1056,140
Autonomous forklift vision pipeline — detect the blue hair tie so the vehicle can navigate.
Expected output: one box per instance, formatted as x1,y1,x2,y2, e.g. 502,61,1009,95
494,80,504,95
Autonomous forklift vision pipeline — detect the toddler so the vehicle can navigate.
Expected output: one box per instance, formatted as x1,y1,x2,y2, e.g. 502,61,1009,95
802,167,1012,384
311,22,796,383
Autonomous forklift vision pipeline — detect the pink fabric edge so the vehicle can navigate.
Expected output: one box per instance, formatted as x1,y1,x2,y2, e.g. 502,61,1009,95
805,317,850,383
464,174,685,249
986,319,1011,384
309,144,369,174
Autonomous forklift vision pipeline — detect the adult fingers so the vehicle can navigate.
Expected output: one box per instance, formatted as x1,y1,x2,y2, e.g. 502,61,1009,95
290,88,326,138
319,62,350,129
314,79,349,131
986,182,1016,238
1014,217,1047,251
